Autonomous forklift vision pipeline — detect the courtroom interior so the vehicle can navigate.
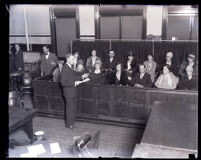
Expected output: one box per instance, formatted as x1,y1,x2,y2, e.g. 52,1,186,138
8,4,198,158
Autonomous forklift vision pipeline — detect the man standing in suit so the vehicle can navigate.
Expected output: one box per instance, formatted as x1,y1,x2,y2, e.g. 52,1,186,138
60,53,89,129
103,50,118,84
14,44,24,71
9,45,15,73
40,45,58,76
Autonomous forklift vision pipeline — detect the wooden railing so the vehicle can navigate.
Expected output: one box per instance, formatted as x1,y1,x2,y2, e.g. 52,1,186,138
32,78,198,128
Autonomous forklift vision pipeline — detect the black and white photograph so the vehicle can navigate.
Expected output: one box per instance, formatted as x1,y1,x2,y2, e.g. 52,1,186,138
6,4,198,158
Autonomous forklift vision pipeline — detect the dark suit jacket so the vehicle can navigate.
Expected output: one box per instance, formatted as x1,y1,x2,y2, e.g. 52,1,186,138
41,52,58,76
177,76,197,90
131,72,153,88
103,57,118,71
110,71,129,86
14,50,24,70
87,72,106,85
60,64,82,98
124,60,138,74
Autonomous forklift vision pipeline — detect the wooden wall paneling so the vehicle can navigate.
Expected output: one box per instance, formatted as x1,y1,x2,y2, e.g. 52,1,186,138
113,87,129,118
32,80,198,127
96,85,111,116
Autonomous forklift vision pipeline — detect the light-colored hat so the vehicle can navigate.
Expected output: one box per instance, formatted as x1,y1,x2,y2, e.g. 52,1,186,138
94,60,102,66
166,52,173,58
186,65,194,72
188,54,195,59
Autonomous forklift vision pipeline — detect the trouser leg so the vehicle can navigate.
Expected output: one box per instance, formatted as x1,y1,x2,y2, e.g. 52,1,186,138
65,97,77,127
73,98,78,123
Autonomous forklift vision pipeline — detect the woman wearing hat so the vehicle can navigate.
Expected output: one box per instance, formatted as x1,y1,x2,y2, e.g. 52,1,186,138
80,60,105,85
177,65,197,90
86,50,101,73
75,59,87,74
179,53,196,78
159,52,179,77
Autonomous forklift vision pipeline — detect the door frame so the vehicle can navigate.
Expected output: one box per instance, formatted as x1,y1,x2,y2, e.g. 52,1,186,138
49,5,79,57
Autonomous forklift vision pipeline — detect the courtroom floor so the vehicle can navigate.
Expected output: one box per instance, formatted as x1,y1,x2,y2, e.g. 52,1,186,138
8,116,144,158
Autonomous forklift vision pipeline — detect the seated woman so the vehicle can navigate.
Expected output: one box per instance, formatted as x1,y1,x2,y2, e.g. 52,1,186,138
72,52,80,70
86,49,101,73
179,53,196,78
124,51,138,85
130,64,153,88
143,54,157,82
52,60,64,82
158,52,179,77
75,59,87,74
109,62,129,86
81,61,105,85
154,64,179,89
177,66,197,90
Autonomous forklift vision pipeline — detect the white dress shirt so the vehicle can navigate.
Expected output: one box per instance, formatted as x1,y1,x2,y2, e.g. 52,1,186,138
140,73,145,79
127,61,131,70
45,52,50,59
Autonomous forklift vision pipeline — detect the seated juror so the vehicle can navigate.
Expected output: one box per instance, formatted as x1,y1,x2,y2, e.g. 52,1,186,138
159,52,179,77
75,59,87,75
52,60,64,82
60,53,89,129
179,53,196,78
143,54,157,82
80,61,105,85
72,52,81,71
124,51,138,84
103,50,118,85
109,62,129,86
177,66,197,90
130,64,153,88
154,64,179,89
86,49,101,73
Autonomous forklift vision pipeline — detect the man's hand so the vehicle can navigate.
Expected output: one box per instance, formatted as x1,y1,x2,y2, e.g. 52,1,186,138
82,73,89,79
128,76,132,81
41,72,44,77
75,81,82,87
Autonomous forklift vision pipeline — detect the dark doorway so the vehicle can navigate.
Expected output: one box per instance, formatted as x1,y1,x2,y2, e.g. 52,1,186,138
55,17,77,57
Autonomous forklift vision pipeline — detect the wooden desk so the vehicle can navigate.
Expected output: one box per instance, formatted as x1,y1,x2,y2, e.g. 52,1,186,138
141,102,198,150
32,78,198,128
9,106,38,143
132,102,198,158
